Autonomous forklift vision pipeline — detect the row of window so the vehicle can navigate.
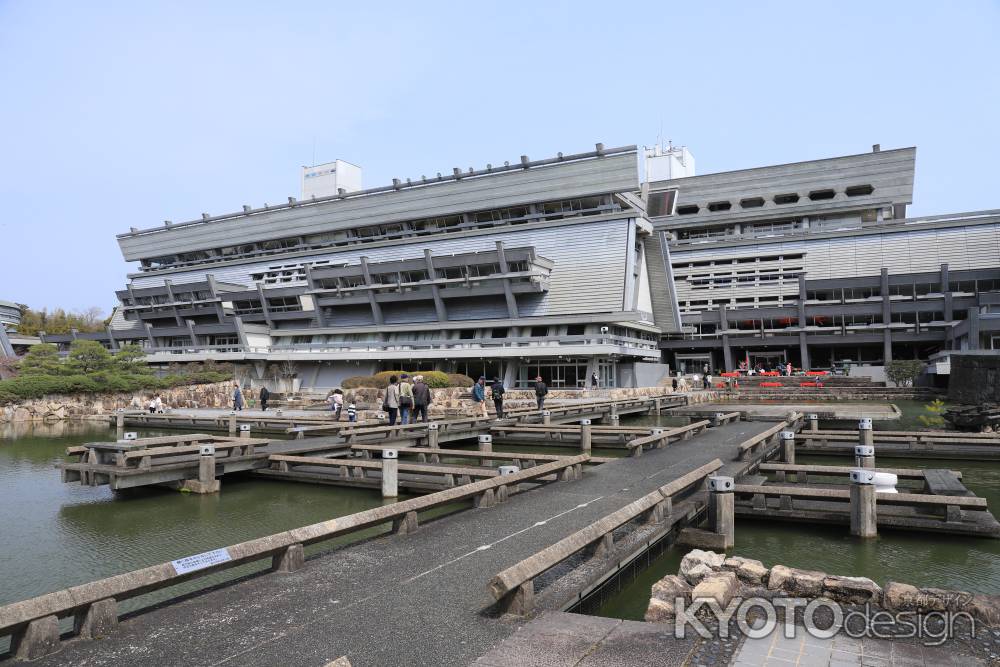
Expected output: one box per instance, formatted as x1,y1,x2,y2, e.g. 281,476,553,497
672,185,875,216
140,196,616,272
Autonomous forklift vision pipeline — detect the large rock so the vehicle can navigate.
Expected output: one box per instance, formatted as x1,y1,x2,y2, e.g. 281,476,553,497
883,582,965,612
644,575,692,622
766,564,825,596
691,571,739,607
966,594,1000,626
822,575,882,605
679,549,725,585
723,556,769,585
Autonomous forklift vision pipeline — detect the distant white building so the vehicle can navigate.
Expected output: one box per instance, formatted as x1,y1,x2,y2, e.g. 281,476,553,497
300,160,363,200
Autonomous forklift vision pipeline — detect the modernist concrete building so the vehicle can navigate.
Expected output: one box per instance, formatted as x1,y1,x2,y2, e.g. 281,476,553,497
0,300,22,357
50,145,677,391
37,142,1000,386
648,146,1000,374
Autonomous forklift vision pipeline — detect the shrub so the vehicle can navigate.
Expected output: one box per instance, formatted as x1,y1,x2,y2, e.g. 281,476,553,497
446,373,476,388
918,399,948,428
885,360,924,388
340,376,373,389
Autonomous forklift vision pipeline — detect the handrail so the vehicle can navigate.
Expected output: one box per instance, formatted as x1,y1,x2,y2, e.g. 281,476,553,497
757,463,962,480
733,483,987,508
0,455,588,640
626,420,711,456
487,459,723,607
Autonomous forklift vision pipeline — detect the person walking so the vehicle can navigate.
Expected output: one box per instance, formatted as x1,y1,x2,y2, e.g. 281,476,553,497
232,383,244,411
154,394,164,413
786,361,792,377
672,376,679,392
490,376,506,420
383,375,401,426
703,374,712,390
331,389,344,420
147,396,157,414
412,375,431,423
534,375,548,410
471,376,488,418
398,373,414,424
259,386,270,411
590,371,599,391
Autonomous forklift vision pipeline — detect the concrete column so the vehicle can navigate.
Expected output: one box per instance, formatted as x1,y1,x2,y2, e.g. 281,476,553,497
359,256,384,325
199,453,216,485
722,334,734,372
116,412,125,439
708,476,735,548
239,424,251,439
542,410,551,425
808,413,819,431
780,430,795,464
495,241,519,318
580,419,592,454
883,329,893,365
858,418,874,448
74,598,118,639
478,434,493,467
850,469,878,538
382,449,399,498
272,544,305,573
423,249,448,321
798,332,810,371
969,307,981,350
940,262,949,294
11,615,60,661
228,413,237,435
855,445,875,469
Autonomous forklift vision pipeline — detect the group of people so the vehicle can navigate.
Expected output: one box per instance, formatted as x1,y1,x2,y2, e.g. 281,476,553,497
231,383,272,411
469,375,550,420
737,360,795,376
381,373,433,425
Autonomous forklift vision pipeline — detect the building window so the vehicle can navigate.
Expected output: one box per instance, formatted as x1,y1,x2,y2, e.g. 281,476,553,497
530,326,549,337
676,205,700,215
740,197,765,208
566,324,586,336
707,201,732,212
808,189,835,200
845,184,875,197
646,190,677,217
773,193,800,205
490,328,509,338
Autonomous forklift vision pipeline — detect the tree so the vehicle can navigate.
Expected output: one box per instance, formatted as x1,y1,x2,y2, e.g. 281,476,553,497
113,344,152,375
65,340,114,375
16,306,109,337
885,359,924,387
17,344,63,376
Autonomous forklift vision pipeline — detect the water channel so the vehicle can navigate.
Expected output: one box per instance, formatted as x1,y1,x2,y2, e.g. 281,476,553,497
1,399,995,630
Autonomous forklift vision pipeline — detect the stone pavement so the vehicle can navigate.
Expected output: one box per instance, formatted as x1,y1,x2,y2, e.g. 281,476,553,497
20,420,772,667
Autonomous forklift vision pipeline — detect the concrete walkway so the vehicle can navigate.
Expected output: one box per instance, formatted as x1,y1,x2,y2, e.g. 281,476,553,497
25,421,773,667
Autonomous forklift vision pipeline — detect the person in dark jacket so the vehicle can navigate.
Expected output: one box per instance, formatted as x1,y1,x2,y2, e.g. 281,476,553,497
412,375,432,423
534,375,548,410
471,376,487,418
490,377,506,420
259,386,270,411
232,383,244,411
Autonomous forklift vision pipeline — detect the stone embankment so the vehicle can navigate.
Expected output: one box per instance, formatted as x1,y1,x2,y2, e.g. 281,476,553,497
645,549,1000,626
0,382,232,424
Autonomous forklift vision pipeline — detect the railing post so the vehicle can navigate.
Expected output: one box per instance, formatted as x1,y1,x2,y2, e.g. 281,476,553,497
855,444,875,469
651,428,666,449
500,581,534,616
11,615,60,661
115,411,125,439
272,543,305,572
542,410,551,425
712,412,724,427
427,422,440,463
780,430,795,464
239,424,251,439
708,476,735,548
850,469,878,537
609,403,619,426
74,597,118,640
579,419,592,454
382,449,399,498
478,434,493,467
228,413,237,436
654,397,662,414
808,413,819,431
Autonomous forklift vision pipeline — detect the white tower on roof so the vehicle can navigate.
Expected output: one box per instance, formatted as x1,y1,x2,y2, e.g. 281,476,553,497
643,141,695,182
301,160,363,199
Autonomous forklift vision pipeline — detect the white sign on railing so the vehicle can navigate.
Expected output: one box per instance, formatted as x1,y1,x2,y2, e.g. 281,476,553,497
171,548,232,575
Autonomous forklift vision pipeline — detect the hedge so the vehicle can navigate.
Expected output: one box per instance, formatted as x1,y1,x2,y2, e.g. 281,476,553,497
0,371,232,405
340,371,475,389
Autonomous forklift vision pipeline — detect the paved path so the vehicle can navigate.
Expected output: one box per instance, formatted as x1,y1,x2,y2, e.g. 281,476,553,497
672,402,900,421
27,421,773,667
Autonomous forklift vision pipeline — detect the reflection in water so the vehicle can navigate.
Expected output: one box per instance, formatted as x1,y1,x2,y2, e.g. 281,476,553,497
0,422,391,608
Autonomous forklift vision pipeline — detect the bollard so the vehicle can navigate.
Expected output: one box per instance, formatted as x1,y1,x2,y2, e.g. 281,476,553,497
478,433,493,467
858,418,874,448
189,444,220,494
427,423,440,463
228,413,237,436
712,412,725,427
850,469,878,537
780,430,795,464
580,419,592,454
382,449,399,498
707,476,735,548
542,410,551,425
654,397,662,414
115,412,125,439
855,445,875,470
808,413,819,431
239,424,251,439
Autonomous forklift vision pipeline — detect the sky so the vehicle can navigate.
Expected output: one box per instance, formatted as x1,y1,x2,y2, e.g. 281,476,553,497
1,1,998,313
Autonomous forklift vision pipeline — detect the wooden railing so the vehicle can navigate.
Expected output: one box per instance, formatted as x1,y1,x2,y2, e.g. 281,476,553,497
625,421,711,457
487,459,723,615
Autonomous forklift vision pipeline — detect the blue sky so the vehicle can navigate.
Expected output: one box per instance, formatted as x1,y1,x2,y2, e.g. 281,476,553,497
1,1,998,312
